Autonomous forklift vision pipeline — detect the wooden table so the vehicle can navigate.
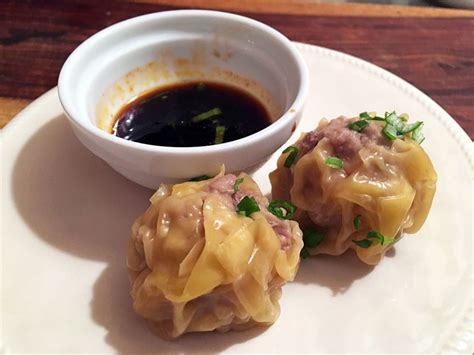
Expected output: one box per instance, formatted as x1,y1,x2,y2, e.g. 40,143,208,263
1,0,473,139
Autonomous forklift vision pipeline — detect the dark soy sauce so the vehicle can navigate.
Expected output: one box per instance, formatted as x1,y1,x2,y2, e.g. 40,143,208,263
113,82,272,147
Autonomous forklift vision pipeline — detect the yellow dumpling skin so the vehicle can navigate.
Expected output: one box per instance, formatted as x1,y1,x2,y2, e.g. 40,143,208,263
127,168,303,338
270,116,437,265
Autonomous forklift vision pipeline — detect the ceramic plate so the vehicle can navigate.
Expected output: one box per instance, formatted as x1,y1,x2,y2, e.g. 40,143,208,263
1,43,472,354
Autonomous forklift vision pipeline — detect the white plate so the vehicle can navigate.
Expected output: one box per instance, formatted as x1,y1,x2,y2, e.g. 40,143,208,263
1,43,472,354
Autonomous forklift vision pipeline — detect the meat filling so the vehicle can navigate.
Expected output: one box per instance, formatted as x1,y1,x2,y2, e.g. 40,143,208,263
300,116,387,159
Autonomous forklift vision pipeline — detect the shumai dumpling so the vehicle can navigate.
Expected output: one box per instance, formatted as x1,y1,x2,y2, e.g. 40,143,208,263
127,167,303,338
270,113,437,265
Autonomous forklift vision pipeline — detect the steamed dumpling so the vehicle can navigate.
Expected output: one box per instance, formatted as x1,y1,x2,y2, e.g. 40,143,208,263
270,114,437,265
127,167,303,338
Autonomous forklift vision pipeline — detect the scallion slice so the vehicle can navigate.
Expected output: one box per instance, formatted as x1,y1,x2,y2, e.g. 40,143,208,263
300,247,310,259
411,123,425,144
385,112,405,133
367,230,385,245
382,123,398,141
399,113,409,122
359,112,371,119
268,200,296,220
196,82,206,91
233,178,243,193
400,121,423,134
283,146,299,167
189,175,210,182
353,215,362,230
325,156,344,169
236,196,260,217
348,120,369,132
214,125,226,144
352,239,372,248
303,227,324,247
192,107,222,123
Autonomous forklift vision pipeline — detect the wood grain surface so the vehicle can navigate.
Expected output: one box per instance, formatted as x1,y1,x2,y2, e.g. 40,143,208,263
1,0,473,138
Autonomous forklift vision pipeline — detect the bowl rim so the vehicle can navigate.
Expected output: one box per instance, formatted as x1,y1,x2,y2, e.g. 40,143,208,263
58,9,309,156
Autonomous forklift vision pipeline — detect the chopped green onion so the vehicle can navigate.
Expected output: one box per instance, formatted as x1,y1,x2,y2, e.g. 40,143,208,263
367,230,385,245
348,120,369,132
196,82,206,91
268,200,296,220
214,125,225,144
385,112,405,133
384,111,391,118
233,178,243,193
400,121,423,134
353,230,397,248
352,239,372,248
412,123,425,144
325,156,344,169
399,113,409,122
156,91,169,100
382,123,398,141
371,116,386,121
236,196,260,217
192,107,222,123
283,146,299,167
353,215,362,230
384,236,396,244
189,175,210,182
303,227,324,248
359,112,371,119
300,247,310,259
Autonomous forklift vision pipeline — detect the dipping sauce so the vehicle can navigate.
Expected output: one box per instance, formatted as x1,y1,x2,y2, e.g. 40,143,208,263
113,81,272,147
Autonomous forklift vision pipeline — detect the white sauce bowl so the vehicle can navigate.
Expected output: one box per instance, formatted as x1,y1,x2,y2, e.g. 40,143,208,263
58,10,309,189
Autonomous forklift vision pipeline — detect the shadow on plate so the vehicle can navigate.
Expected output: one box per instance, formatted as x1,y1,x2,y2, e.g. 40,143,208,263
11,116,267,353
294,251,377,295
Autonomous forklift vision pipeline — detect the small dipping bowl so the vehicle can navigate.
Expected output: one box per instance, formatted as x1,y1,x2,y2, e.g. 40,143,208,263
58,10,309,189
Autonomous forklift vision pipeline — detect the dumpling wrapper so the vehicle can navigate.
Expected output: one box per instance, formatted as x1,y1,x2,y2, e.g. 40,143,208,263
127,168,303,338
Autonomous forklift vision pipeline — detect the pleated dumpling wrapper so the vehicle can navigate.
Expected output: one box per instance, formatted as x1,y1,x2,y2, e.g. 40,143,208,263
270,113,437,265
127,168,303,339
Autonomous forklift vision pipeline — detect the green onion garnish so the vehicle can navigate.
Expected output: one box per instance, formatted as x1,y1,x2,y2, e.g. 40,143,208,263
196,82,206,91
233,178,243,193
348,120,369,132
411,123,425,144
400,121,423,134
268,200,296,220
399,113,409,122
236,196,260,217
192,107,222,123
385,112,405,133
303,227,324,248
189,175,210,182
353,215,362,230
282,146,299,167
382,123,398,141
367,230,385,245
325,156,344,169
300,247,310,259
214,125,225,144
352,239,372,248
359,112,371,119
156,92,169,100
352,230,396,248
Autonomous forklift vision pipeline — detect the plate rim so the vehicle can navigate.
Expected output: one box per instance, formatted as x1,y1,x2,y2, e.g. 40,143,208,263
1,42,472,354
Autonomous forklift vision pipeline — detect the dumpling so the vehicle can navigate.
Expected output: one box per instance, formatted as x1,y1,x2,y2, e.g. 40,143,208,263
270,113,437,265
127,167,303,339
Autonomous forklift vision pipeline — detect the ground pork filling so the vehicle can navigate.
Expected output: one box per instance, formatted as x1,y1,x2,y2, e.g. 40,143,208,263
300,116,388,159
205,174,293,250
